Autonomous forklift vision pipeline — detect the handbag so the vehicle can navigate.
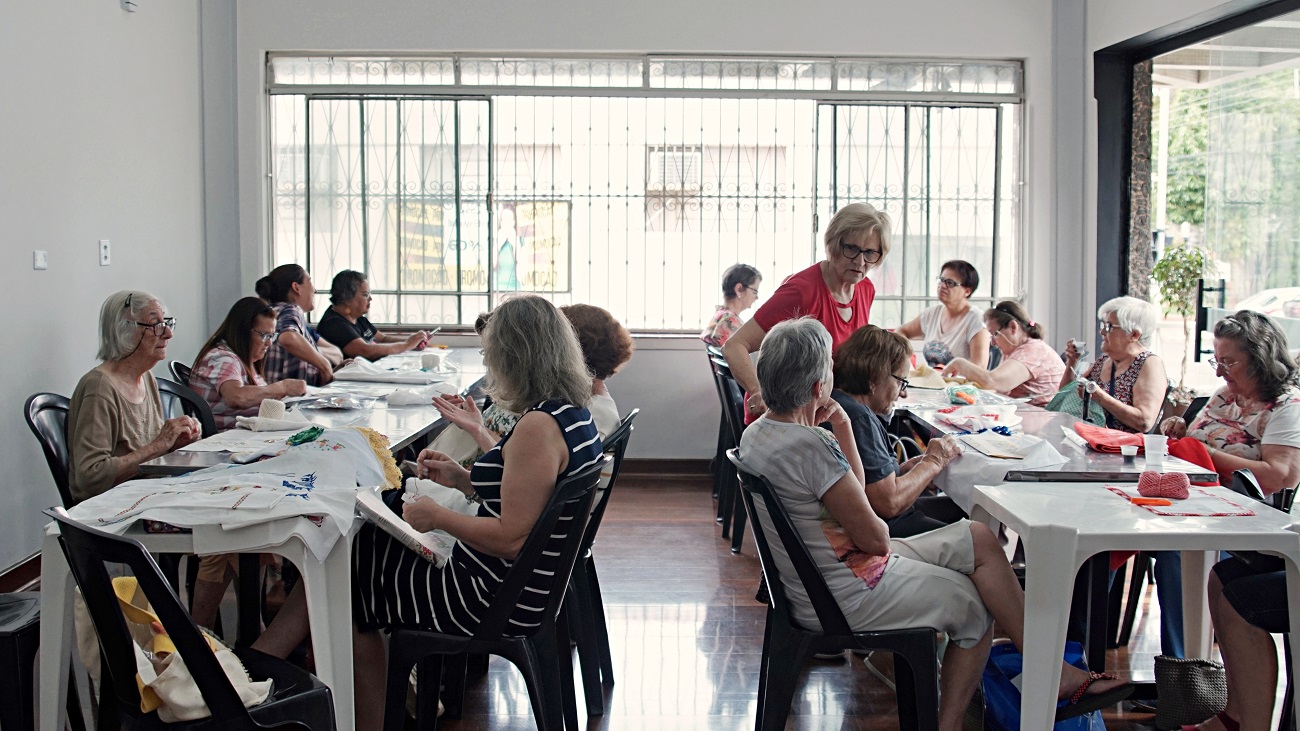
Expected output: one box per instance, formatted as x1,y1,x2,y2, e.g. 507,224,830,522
1152,655,1227,730
1045,383,1107,425
981,640,1106,731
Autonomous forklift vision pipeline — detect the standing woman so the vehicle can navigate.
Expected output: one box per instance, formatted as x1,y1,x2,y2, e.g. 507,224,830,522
317,270,428,361
943,301,1065,406
895,260,990,368
256,264,337,386
701,263,763,346
1059,296,1167,433
723,203,890,415
68,291,201,503
188,297,307,432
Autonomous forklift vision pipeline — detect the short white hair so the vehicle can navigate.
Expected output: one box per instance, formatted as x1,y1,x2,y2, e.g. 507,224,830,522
756,318,833,413
97,290,165,361
1098,296,1159,347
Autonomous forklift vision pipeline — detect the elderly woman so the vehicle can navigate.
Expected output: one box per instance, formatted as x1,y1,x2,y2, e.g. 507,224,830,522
316,270,428,361
256,264,340,386
189,297,307,432
735,318,1129,730
701,263,762,346
67,291,201,503
1059,296,1167,433
432,303,633,461
724,203,889,415
943,301,1065,406
895,260,990,368
251,295,603,731
831,325,964,537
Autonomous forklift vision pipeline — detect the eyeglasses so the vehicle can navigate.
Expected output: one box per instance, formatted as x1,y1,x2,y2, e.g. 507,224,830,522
838,241,883,264
1098,321,1118,334
135,318,176,337
936,277,962,289
891,374,910,392
253,329,277,344
744,285,760,296
1208,356,1240,372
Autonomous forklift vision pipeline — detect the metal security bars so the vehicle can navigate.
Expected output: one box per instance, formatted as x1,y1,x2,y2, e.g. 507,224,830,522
267,54,1023,329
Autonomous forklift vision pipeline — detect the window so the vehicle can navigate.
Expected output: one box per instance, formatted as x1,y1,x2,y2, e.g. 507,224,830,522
268,55,1023,329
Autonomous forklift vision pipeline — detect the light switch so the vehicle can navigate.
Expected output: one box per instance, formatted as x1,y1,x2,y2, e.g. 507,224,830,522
33,251,48,270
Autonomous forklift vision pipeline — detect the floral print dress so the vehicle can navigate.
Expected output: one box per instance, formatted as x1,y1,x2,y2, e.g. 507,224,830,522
1188,384,1300,488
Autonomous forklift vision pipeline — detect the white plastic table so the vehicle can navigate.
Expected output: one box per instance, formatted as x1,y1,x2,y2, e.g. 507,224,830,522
39,516,362,731
967,481,1300,730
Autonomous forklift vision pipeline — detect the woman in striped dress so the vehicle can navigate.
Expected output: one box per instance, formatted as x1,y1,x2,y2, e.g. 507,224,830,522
253,295,602,731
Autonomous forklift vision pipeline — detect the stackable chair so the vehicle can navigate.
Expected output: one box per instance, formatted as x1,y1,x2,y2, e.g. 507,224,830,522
24,393,76,509
711,357,749,553
382,458,608,731
728,450,941,731
155,377,217,438
168,361,192,386
46,510,335,731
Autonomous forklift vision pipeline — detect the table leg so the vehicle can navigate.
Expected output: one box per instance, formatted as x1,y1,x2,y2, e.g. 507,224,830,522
1019,525,1080,730
38,530,72,731
300,537,356,731
1084,554,1111,671
1180,549,1214,659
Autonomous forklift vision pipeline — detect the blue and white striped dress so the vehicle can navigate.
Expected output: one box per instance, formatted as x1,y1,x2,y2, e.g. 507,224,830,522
352,399,603,636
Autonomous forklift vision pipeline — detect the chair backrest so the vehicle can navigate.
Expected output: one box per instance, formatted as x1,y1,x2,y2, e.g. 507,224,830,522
169,360,192,386
1230,468,1296,513
1182,395,1210,426
988,346,1003,370
156,377,217,438
711,357,747,445
727,449,853,636
704,343,724,360
475,456,609,640
580,409,640,553
25,393,76,508
45,509,260,728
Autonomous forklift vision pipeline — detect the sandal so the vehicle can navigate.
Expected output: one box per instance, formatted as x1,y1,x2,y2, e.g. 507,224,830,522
1181,710,1241,731
1055,671,1135,721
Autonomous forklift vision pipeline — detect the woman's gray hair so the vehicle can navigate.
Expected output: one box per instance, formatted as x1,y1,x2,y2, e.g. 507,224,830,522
823,202,892,262
483,295,592,413
97,290,164,361
756,318,833,414
1098,296,1159,347
1214,309,1300,403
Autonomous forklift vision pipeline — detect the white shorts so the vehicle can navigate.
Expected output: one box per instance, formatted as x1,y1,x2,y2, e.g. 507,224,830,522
844,520,993,649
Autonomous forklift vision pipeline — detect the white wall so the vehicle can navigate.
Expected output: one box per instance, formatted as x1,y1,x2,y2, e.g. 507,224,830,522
0,1,206,570
212,0,1059,463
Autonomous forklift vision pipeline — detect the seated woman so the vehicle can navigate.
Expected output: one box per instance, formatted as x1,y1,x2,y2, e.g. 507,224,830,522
830,325,964,537
68,291,201,503
735,318,1130,731
188,297,307,432
251,295,603,731
1163,310,1300,491
1060,296,1167,433
432,303,633,462
895,260,990,368
316,270,428,361
943,301,1065,406
701,263,762,346
256,264,338,386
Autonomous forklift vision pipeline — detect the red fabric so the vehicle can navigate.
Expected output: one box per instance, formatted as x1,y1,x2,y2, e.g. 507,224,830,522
1166,437,1221,486
752,263,875,348
1072,422,1144,453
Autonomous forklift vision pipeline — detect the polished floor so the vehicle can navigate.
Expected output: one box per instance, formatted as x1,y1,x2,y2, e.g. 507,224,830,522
435,478,1175,730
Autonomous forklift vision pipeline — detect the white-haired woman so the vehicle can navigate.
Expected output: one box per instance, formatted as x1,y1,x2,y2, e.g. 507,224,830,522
723,203,890,416
736,318,1131,731
1060,296,1168,433
67,291,201,503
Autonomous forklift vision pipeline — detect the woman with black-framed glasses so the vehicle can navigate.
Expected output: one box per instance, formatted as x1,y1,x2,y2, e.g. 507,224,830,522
68,290,202,503
895,260,990,368
723,203,890,417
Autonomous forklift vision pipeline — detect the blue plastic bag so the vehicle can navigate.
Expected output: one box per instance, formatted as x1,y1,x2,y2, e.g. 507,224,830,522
981,641,1106,731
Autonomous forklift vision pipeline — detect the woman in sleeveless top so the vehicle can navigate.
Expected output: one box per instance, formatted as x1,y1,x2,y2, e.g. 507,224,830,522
895,260,989,368
252,295,602,731
1060,296,1167,433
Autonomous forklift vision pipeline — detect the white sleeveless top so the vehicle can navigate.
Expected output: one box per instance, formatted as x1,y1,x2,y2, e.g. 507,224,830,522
919,305,984,367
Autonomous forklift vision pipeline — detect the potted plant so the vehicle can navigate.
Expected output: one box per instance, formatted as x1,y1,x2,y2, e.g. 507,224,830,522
1151,242,1208,400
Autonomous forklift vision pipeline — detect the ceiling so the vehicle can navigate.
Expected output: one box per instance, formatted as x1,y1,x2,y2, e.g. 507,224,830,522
1152,12,1300,88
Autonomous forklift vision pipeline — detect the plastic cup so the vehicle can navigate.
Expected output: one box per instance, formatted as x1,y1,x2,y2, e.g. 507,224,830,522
1143,434,1168,469
1120,444,1138,462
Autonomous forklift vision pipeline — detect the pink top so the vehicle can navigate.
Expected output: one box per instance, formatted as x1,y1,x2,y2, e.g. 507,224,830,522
189,344,266,432
1005,338,1065,406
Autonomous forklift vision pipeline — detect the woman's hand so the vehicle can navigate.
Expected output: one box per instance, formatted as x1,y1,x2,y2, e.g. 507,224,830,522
922,434,961,466
405,331,429,350
1063,339,1082,370
1161,416,1188,439
433,394,484,435
276,379,307,398
401,496,443,533
158,416,202,451
813,399,849,429
745,390,767,416
942,359,970,378
415,448,471,490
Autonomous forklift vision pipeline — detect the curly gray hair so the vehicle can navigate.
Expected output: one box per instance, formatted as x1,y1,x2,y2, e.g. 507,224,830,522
97,290,166,361
1214,310,1300,403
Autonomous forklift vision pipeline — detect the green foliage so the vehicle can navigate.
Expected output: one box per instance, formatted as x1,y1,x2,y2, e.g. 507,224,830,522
1152,243,1207,318
1164,89,1207,228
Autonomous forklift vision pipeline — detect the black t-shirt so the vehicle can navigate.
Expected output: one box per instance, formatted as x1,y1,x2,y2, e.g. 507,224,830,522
316,307,377,351
831,389,898,485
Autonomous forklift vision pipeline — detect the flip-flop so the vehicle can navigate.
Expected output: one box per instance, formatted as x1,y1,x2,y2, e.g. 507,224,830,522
1181,710,1241,731
1055,671,1135,721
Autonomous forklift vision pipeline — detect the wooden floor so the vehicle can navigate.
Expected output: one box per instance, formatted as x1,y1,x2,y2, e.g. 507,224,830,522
437,478,1170,730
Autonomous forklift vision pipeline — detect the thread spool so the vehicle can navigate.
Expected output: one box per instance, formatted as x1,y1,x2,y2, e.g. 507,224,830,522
259,399,286,420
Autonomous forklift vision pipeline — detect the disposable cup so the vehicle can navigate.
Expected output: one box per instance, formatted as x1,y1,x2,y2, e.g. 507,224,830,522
1143,434,1168,469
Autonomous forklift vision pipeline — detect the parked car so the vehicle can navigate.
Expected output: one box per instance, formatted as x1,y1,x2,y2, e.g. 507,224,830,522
1284,297,1300,319
1236,287,1300,317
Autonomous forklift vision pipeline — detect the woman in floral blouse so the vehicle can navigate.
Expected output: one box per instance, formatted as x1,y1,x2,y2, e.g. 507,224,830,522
700,263,762,346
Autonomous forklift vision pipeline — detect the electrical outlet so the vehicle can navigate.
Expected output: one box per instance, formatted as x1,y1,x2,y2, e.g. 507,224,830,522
99,239,111,266
33,251,48,270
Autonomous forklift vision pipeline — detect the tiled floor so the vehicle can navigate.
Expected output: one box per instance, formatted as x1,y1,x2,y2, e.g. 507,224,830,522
436,479,1173,730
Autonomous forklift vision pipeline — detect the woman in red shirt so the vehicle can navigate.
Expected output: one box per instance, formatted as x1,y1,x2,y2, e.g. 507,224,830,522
722,202,890,416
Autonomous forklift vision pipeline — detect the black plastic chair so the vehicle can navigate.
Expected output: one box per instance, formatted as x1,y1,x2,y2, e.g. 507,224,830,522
1181,395,1210,426
706,346,731,509
727,450,941,731
169,361,192,386
45,509,335,731
156,377,217,439
712,357,749,553
568,409,639,716
0,591,88,731
382,457,609,731
24,393,76,509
